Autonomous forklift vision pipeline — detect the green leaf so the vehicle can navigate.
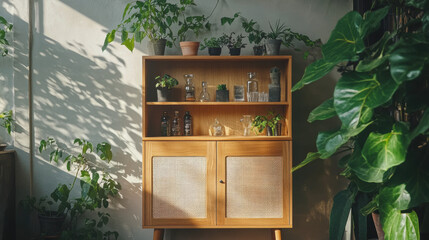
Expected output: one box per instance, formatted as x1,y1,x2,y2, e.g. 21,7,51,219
81,170,91,184
292,152,321,172
308,98,336,123
122,36,135,51
291,59,337,91
351,122,410,183
352,193,369,240
81,181,91,198
360,7,389,37
406,0,429,9
122,2,132,20
334,71,398,129
389,39,429,83
381,209,420,240
322,11,364,63
329,184,357,240
410,108,429,139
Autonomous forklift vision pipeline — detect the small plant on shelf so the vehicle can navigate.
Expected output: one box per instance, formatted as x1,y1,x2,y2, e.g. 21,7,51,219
21,137,121,239
200,36,228,56
155,74,178,102
216,84,229,102
155,74,178,89
252,112,284,136
224,32,246,56
241,18,267,55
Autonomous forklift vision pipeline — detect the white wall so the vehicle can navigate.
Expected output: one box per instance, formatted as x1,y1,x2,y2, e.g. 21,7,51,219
1,0,352,239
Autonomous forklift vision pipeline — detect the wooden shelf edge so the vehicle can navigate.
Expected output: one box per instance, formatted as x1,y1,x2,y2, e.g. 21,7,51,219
142,225,293,229
146,102,289,106
142,136,292,141
143,55,292,61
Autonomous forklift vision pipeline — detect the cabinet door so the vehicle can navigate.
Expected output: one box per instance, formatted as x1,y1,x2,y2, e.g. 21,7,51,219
217,141,292,228
143,141,216,227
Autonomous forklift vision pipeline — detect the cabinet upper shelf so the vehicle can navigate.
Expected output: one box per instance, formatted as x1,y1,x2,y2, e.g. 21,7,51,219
143,55,292,61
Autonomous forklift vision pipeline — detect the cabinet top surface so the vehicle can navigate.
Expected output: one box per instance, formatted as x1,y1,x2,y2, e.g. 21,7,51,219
142,55,292,61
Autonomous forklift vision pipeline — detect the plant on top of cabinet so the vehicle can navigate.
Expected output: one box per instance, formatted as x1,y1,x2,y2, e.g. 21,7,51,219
216,84,229,102
292,2,429,240
21,138,121,239
0,110,13,135
177,0,220,56
241,18,267,55
200,35,228,56
224,32,246,56
0,16,13,57
155,74,178,102
265,20,287,55
102,0,190,55
252,111,284,136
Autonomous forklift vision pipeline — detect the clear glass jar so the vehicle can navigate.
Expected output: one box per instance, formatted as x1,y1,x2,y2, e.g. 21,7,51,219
199,81,210,102
184,74,195,102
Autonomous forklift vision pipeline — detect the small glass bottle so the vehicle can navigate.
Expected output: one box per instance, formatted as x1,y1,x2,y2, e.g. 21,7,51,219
199,81,210,102
184,74,196,102
184,111,193,136
171,110,181,136
160,111,170,136
247,72,259,102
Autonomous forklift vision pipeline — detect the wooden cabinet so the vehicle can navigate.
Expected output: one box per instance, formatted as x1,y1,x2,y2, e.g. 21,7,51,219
142,56,292,239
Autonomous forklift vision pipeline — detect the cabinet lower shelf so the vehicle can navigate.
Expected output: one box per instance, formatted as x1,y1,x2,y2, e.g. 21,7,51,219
142,136,292,141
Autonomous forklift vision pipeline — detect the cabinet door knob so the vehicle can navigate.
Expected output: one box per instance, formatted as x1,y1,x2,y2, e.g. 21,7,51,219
219,180,225,184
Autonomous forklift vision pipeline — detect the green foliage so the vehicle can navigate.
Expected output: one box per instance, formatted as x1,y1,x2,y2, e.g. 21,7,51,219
200,35,228,50
292,1,429,239
241,18,267,46
0,16,13,56
220,12,240,26
102,0,192,51
223,32,246,49
155,74,178,89
21,138,121,239
216,84,227,90
0,110,13,135
251,111,284,135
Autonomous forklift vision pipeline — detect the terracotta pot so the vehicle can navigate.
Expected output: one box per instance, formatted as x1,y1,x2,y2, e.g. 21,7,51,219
180,41,200,56
372,212,385,240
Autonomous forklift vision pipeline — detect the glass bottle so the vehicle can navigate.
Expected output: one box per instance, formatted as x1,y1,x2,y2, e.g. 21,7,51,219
184,74,196,102
240,115,252,136
247,72,259,102
160,111,170,136
199,81,210,102
209,118,225,136
171,110,181,136
184,111,193,136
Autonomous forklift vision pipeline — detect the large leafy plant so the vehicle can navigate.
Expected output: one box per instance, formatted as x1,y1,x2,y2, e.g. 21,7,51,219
102,0,191,51
21,138,121,239
292,1,429,239
0,16,13,56
0,110,13,135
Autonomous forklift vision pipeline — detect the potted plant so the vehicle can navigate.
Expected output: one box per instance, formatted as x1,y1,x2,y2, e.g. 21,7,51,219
177,14,211,56
155,74,178,102
102,0,188,55
224,32,246,56
292,2,429,240
265,20,288,55
216,84,229,102
21,138,120,239
0,16,13,56
241,18,267,55
252,112,283,136
200,36,228,56
0,110,13,151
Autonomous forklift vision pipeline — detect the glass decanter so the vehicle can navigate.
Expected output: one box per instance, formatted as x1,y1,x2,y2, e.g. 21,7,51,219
199,81,210,102
184,74,195,102
240,115,252,136
247,72,259,102
209,119,225,136
171,110,181,136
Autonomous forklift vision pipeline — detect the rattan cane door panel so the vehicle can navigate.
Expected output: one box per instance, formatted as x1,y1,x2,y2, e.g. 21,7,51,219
143,141,216,227
217,141,292,227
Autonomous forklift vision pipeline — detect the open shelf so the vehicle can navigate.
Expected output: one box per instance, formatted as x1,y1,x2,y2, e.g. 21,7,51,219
146,102,289,106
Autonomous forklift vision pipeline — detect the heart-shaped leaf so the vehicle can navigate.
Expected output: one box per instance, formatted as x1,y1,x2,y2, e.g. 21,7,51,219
308,98,337,123
360,7,389,37
380,209,420,240
292,59,337,91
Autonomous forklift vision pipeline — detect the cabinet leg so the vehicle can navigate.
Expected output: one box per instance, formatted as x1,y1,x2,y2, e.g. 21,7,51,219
271,229,282,240
153,229,164,240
